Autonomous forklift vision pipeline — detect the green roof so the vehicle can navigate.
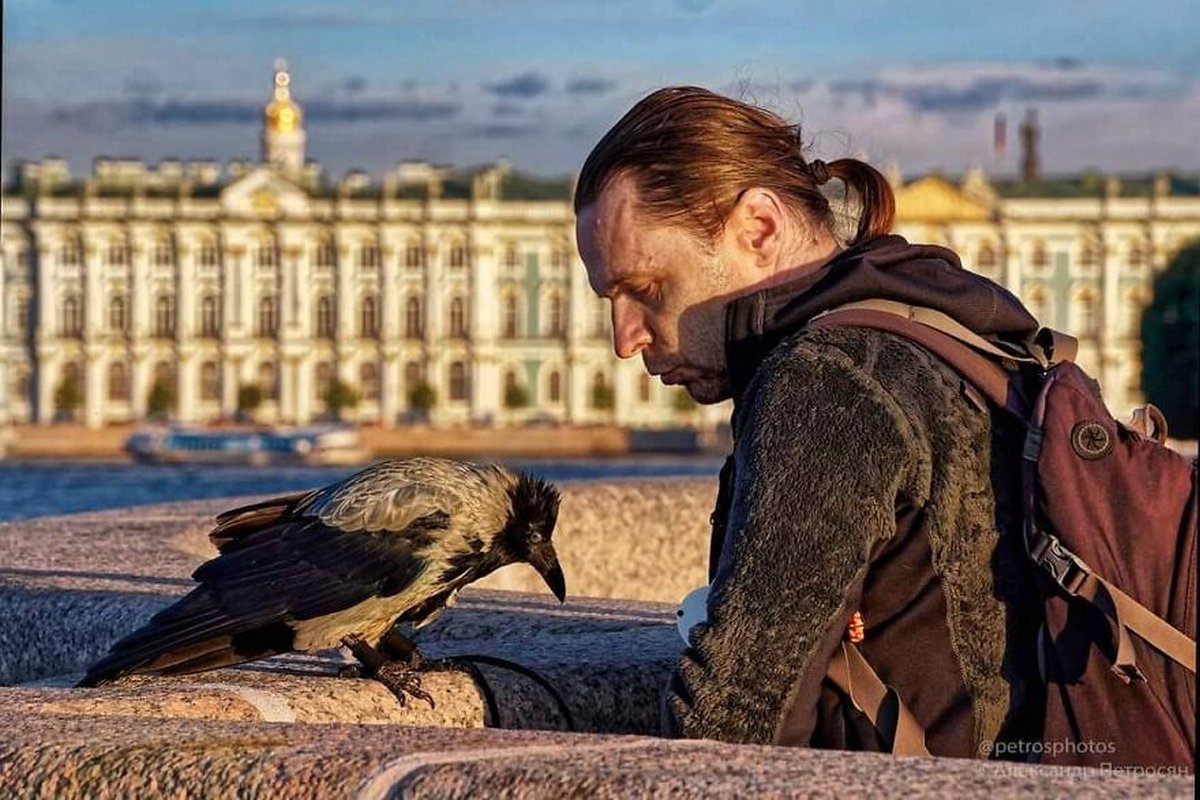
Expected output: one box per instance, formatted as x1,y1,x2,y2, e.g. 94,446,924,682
500,172,573,201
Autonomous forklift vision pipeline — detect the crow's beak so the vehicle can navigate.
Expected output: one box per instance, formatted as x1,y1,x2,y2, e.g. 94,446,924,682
531,544,567,603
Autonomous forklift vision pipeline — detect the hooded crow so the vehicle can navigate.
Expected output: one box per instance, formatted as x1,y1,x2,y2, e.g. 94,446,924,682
78,457,565,696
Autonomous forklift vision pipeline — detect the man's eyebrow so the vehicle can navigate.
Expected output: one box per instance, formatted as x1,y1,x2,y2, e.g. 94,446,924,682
596,273,649,299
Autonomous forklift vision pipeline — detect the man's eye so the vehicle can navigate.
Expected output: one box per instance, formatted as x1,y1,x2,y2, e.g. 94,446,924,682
634,283,661,304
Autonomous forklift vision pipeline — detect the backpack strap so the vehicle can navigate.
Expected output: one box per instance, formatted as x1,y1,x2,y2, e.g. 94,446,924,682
1027,530,1197,679
809,302,1027,415
813,301,1198,678
825,642,931,756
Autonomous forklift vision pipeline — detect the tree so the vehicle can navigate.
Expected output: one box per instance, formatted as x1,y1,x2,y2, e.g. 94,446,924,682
504,382,531,409
672,387,698,414
325,379,359,421
408,381,437,421
54,374,83,421
1141,240,1200,439
146,379,176,420
237,384,263,421
591,382,614,411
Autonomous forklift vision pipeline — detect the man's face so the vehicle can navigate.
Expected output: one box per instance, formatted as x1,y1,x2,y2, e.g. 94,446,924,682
576,174,758,404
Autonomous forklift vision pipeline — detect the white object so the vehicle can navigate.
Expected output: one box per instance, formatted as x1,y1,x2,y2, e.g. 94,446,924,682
676,585,710,646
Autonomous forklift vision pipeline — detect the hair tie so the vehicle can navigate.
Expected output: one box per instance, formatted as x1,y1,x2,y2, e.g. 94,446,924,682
809,159,831,185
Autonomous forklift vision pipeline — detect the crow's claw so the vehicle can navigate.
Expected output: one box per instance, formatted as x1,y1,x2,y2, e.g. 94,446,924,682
375,663,436,709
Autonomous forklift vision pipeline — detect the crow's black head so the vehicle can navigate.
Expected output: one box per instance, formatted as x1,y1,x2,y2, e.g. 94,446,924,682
504,474,565,602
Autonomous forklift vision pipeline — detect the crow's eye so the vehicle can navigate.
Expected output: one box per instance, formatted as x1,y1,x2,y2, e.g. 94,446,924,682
528,530,544,544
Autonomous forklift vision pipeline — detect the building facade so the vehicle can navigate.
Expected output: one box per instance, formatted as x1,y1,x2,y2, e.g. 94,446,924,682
1,67,1198,429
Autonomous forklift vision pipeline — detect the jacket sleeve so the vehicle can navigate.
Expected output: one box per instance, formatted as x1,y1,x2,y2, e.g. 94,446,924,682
666,341,926,744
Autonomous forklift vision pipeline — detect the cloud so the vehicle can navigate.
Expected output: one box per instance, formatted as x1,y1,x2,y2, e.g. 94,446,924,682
44,95,461,129
565,76,616,96
491,101,527,118
485,72,553,99
217,8,404,29
342,76,368,95
822,62,1189,115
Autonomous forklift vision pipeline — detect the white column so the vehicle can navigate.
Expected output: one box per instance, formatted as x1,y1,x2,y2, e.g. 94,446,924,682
177,348,198,423
83,344,105,428
33,239,59,424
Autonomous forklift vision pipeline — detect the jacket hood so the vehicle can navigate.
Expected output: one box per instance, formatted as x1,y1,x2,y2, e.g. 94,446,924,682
724,234,1039,401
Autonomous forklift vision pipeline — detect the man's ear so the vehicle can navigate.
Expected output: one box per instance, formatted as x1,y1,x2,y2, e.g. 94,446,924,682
729,188,787,269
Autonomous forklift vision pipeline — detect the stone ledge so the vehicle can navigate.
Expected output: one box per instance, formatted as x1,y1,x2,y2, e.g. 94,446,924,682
2,711,1192,799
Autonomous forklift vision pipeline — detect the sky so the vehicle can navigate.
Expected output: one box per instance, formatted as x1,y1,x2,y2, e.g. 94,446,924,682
3,0,1199,183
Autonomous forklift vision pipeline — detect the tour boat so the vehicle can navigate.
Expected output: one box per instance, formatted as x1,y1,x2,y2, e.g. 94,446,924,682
124,424,368,466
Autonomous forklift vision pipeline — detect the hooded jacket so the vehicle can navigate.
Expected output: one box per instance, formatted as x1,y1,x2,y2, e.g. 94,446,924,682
666,234,1045,756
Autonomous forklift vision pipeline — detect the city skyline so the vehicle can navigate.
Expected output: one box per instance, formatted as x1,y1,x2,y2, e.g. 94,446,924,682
4,0,1199,181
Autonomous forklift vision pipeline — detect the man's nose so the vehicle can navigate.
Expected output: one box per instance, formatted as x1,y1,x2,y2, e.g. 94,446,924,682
611,300,652,359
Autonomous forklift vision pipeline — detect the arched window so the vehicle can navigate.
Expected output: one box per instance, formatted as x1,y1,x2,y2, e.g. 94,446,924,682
976,243,996,272
1076,291,1098,337
449,297,468,339
198,238,219,267
107,361,131,402
1079,240,1098,268
548,370,562,403
638,373,652,403
1124,289,1147,337
359,294,379,338
405,296,423,339
199,361,221,401
1030,240,1048,270
155,294,176,338
592,298,608,338
255,236,277,268
316,296,335,338
199,295,220,338
1025,287,1050,326
1127,240,1145,269
315,234,336,268
257,295,278,337
501,294,519,339
60,236,82,266
62,294,83,338
547,292,565,337
360,362,381,401
503,242,519,268
12,366,31,404
153,235,173,266
448,243,466,269
153,361,175,390
550,247,569,269
314,362,332,402
359,241,381,269
108,238,129,267
108,295,128,334
591,370,613,409
405,241,423,268
449,361,469,401
14,294,30,333
258,361,278,400
404,361,423,391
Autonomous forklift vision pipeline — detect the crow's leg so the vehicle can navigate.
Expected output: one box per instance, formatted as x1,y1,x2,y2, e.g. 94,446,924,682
340,635,435,709
379,627,424,668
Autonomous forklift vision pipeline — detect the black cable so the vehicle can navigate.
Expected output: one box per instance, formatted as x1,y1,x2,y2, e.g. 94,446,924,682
438,653,576,732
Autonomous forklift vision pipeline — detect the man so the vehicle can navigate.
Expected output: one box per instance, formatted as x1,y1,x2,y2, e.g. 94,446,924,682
574,86,1044,757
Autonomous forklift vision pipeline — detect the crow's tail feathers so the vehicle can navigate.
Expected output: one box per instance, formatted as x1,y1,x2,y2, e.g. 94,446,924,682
76,589,290,688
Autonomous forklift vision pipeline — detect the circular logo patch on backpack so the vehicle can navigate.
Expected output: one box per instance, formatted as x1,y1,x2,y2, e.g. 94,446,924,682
1071,421,1113,460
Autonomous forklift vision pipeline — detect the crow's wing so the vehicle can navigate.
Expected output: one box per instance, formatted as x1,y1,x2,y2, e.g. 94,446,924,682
80,510,451,686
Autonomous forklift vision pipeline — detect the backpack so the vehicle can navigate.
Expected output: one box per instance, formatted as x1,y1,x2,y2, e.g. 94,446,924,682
810,299,1197,768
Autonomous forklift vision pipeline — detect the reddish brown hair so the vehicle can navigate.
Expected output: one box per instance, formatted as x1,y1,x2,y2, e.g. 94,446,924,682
574,86,895,246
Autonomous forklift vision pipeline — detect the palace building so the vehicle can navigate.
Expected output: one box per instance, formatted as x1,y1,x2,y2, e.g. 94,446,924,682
2,64,1198,428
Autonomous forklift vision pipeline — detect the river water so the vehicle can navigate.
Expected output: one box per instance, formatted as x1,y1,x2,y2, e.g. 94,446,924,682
0,457,724,523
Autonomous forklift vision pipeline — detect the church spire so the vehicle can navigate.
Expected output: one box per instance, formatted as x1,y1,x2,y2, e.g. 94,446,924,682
262,59,306,177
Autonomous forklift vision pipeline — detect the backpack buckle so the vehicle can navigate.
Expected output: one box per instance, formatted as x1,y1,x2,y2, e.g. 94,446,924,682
1029,532,1090,595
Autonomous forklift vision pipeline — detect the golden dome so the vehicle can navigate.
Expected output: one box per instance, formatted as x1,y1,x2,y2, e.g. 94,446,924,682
264,62,303,134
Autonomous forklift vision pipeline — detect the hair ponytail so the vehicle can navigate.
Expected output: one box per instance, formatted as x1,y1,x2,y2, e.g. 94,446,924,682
575,87,896,248
826,158,896,245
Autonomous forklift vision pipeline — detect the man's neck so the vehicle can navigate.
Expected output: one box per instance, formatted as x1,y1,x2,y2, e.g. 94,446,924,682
759,237,843,292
